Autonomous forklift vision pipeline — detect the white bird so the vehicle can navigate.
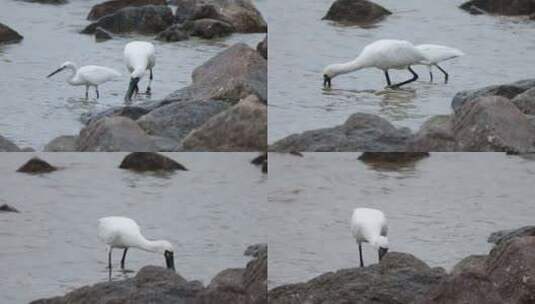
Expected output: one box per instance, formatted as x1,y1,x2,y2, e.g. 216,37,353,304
323,39,427,89
98,216,175,279
124,41,156,102
416,44,464,83
351,208,389,267
47,61,121,99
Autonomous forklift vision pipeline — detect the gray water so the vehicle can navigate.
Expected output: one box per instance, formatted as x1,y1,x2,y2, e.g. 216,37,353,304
0,153,267,303
268,0,535,143
0,0,266,150
268,152,535,288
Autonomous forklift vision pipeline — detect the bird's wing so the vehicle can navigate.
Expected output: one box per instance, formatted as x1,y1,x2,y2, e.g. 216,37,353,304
79,66,121,85
416,44,464,63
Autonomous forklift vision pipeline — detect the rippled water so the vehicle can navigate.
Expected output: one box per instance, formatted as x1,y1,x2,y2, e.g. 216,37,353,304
0,0,266,150
268,0,535,143
0,153,267,303
268,152,535,288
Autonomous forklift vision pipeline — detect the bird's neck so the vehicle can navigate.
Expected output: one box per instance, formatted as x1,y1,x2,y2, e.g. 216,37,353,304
135,237,165,253
332,57,367,77
66,66,78,84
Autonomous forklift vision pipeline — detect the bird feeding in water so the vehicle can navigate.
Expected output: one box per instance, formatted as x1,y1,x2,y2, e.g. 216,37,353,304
351,208,389,267
323,39,427,89
47,62,121,99
124,41,156,102
415,44,464,83
98,216,175,279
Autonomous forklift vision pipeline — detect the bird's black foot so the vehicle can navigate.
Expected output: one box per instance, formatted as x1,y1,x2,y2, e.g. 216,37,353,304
145,87,151,95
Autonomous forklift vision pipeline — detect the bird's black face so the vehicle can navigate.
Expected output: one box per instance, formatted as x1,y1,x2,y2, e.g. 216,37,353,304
164,250,175,271
47,67,66,78
378,247,388,261
125,77,140,102
323,74,332,88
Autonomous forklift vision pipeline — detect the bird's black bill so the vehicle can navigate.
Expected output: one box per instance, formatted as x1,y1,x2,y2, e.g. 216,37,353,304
378,247,388,261
125,77,140,102
323,75,331,88
47,67,65,78
165,250,175,271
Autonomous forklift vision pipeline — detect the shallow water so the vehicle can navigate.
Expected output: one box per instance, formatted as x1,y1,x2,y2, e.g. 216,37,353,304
0,0,266,150
268,152,535,288
0,153,267,303
268,0,535,143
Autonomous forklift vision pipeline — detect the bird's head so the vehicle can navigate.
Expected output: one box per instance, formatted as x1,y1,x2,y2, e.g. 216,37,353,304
323,65,339,88
153,240,175,271
47,61,76,78
124,77,140,102
375,236,389,261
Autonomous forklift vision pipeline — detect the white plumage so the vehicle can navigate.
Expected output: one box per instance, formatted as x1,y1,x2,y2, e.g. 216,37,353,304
123,41,156,101
323,39,427,89
351,208,389,267
416,44,464,83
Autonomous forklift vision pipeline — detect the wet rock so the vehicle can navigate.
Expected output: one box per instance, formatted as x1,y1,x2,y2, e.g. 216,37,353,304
81,106,150,125
409,115,458,152
119,152,187,171
358,152,430,163
451,255,488,276
184,18,235,39
0,134,21,152
137,100,229,143
512,87,535,115
256,35,267,59
270,113,412,152
243,242,267,304
459,0,535,16
87,0,167,20
0,22,23,44
0,204,20,213
180,95,267,151
94,27,113,41
269,252,445,304
155,24,190,41
78,117,157,152
207,268,245,290
244,243,267,258
82,5,174,35
488,226,535,246
44,135,79,152
251,153,267,173
17,157,57,174
322,0,392,25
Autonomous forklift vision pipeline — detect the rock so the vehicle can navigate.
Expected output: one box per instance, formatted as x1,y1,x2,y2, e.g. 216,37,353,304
44,135,79,152
18,0,67,4
512,87,535,115
269,252,445,304
256,35,267,59
82,5,174,35
358,152,430,163
250,153,267,173
137,100,229,143
409,115,458,152
451,79,535,113
94,27,112,41
17,157,57,174
87,0,167,20
78,117,157,152
119,152,187,171
488,226,535,246
0,134,21,152
270,113,412,152
149,136,179,151
322,0,392,25
243,243,267,304
459,0,535,16
451,96,535,152
451,255,488,276
244,243,267,258
0,204,20,213
0,23,23,44
180,95,267,151
81,106,151,126
184,18,235,39
207,268,245,290
156,24,190,41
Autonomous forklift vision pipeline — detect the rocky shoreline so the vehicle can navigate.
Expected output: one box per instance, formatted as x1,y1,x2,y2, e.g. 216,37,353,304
30,243,267,304
269,227,535,304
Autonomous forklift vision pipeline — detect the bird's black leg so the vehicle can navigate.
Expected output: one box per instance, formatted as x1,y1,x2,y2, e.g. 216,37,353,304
95,86,100,99
108,247,112,281
120,248,128,269
134,84,139,95
390,66,419,88
358,242,364,267
85,86,89,100
435,64,449,83
384,70,392,87
146,69,153,95
428,67,433,83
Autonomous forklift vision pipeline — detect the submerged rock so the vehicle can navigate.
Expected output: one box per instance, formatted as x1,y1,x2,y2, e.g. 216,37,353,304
459,0,535,16
0,134,21,152
257,35,267,59
358,152,430,163
184,18,235,39
155,24,190,41
251,153,267,173
0,23,23,44
17,157,57,174
0,204,20,213
44,135,79,152
94,27,113,42
119,152,187,171
322,0,392,25
87,0,166,20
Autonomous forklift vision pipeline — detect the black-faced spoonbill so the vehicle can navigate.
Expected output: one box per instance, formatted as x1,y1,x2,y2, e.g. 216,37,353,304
415,44,464,83
98,216,174,278
124,41,156,102
46,62,121,99
351,208,388,267
323,39,427,89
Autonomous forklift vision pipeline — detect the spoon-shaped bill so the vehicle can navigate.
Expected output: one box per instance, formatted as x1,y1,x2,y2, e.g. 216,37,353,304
164,250,175,271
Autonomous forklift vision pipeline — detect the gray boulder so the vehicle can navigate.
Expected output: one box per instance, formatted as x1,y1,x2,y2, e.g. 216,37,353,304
81,106,150,125
156,24,190,41
409,115,458,152
44,135,79,152
488,226,535,246
322,0,392,25
0,134,21,152
451,255,488,276
460,0,535,16
87,0,167,20
183,18,235,39
511,87,535,115
256,35,267,59
0,22,23,44
94,27,113,42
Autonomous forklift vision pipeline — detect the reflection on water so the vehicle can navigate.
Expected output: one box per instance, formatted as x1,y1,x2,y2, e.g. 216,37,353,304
0,153,267,303
267,152,535,288
268,0,535,143
0,0,266,149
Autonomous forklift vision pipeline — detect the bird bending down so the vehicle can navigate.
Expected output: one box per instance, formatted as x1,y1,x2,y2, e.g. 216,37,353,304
98,216,175,279
47,62,121,99
415,44,464,83
124,41,156,102
323,39,427,89
351,208,388,267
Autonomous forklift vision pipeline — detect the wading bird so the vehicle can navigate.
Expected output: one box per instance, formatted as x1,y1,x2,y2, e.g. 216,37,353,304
351,208,388,267
98,216,174,279
47,62,121,99
415,44,464,83
323,39,427,89
124,41,156,102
